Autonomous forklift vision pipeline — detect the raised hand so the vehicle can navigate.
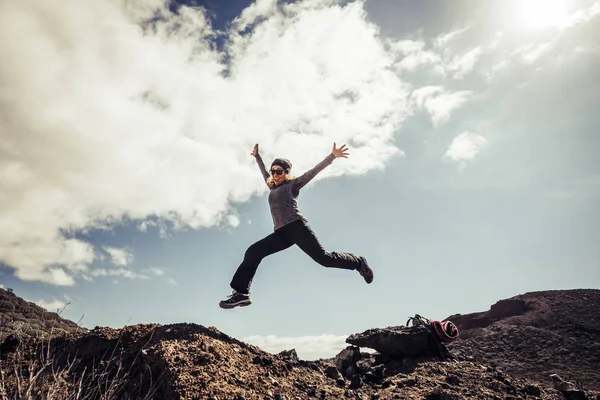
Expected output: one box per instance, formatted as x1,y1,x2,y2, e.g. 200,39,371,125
331,142,349,158
251,143,259,157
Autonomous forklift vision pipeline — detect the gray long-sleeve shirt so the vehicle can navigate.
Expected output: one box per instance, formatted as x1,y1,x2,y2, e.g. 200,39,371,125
255,153,336,230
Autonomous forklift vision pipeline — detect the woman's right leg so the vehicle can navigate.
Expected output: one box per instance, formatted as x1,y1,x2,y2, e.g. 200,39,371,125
230,230,293,295
282,219,373,284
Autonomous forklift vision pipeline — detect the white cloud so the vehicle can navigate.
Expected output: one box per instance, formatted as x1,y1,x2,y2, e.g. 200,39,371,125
49,268,77,287
396,50,441,72
0,0,410,286
389,39,425,54
411,1,600,87
0,284,4,289
141,267,180,285
517,42,553,64
444,131,488,168
485,2,600,80
412,86,473,127
389,37,481,79
560,1,600,30
389,39,441,72
446,46,483,79
89,268,150,280
166,277,177,286
104,247,133,267
435,27,469,47
138,220,156,232
234,0,278,31
36,298,68,313
225,214,241,228
486,59,511,82
143,267,165,276
242,333,354,360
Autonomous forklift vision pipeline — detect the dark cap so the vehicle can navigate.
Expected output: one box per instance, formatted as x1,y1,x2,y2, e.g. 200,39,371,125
271,158,292,172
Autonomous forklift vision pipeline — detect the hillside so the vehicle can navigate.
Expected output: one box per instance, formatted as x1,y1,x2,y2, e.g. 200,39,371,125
0,288,84,341
4,323,598,400
1,288,599,399
446,289,600,391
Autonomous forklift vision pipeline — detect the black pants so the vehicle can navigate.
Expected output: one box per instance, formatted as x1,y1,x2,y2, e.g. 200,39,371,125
230,219,362,294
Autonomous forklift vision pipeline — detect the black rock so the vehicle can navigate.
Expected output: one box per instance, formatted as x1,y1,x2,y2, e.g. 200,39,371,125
252,355,272,366
350,375,363,389
308,362,322,372
362,366,385,384
445,375,461,385
277,349,299,363
0,334,19,355
363,371,377,383
346,326,442,358
371,365,385,382
561,391,588,400
524,384,541,397
325,365,342,380
334,346,361,377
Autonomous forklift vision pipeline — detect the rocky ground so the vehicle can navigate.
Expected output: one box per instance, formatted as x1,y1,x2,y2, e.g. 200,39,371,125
1,288,599,400
0,288,84,341
446,289,600,391
4,322,599,400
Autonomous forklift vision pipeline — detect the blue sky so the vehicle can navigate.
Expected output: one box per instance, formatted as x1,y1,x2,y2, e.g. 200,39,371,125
1,0,599,360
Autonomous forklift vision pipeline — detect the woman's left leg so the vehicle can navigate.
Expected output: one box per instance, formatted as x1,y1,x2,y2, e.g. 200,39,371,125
283,219,362,270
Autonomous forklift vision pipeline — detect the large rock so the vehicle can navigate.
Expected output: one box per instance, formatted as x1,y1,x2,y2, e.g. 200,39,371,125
277,349,299,363
334,346,362,377
346,326,442,358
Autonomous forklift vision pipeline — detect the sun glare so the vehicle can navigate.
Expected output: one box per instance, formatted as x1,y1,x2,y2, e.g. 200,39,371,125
515,0,570,29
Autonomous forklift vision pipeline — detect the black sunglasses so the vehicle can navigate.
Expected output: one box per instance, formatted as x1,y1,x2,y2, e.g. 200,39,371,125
270,169,285,175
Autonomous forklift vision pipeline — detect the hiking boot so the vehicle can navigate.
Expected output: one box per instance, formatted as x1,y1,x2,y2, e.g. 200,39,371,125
219,290,252,309
357,256,373,284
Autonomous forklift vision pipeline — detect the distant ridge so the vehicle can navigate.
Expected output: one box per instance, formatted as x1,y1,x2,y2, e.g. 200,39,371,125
447,288,600,390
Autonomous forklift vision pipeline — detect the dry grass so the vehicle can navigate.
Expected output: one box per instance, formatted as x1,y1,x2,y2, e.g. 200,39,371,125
0,306,160,400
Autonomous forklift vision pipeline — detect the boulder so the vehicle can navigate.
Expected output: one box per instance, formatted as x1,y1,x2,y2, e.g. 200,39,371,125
346,325,441,358
334,346,361,377
277,349,299,363
324,365,343,381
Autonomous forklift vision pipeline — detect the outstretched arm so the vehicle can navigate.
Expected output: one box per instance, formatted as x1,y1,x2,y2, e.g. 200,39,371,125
293,143,349,191
251,144,270,186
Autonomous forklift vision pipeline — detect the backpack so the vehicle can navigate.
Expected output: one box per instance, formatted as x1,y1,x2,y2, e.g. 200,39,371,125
406,314,459,343
405,314,459,360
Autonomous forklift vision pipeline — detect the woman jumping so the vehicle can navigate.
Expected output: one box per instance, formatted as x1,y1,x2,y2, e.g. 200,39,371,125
219,142,374,309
